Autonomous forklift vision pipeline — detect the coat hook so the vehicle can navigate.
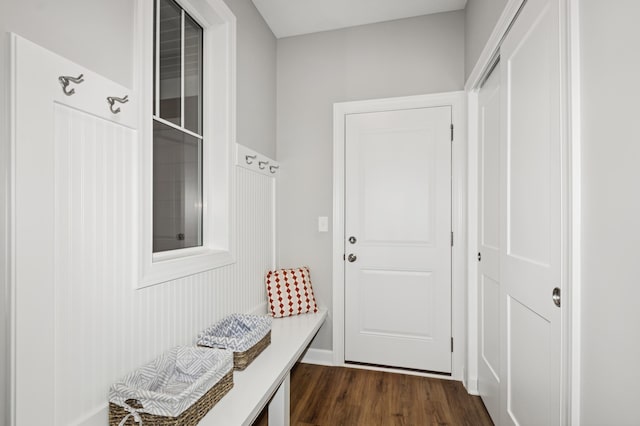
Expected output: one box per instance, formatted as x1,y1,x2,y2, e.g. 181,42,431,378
107,95,129,114
245,154,257,165
58,74,84,96
258,161,269,170
269,165,279,174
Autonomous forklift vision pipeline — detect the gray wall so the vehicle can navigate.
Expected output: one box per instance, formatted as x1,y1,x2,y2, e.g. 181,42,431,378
579,1,640,424
0,0,134,86
276,11,465,350
0,0,275,421
223,0,277,158
464,0,508,80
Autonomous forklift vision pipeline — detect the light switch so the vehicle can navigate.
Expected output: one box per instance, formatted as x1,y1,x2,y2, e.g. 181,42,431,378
318,216,329,232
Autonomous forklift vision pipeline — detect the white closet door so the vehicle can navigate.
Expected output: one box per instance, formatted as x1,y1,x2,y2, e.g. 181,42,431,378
477,64,501,425
11,35,136,425
500,0,563,424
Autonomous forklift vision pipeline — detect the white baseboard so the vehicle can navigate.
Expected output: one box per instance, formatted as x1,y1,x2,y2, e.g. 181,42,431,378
465,378,479,396
301,348,334,366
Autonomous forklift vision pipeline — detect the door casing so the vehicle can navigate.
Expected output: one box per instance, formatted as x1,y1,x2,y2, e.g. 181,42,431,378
332,91,467,380
476,64,501,423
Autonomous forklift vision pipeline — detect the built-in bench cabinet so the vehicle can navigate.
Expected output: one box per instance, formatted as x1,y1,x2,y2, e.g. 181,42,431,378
200,309,327,425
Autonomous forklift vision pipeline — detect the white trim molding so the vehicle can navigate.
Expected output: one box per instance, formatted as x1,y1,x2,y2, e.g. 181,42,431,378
567,0,581,423
301,348,334,366
332,92,467,381
464,0,526,91
1,30,13,426
465,92,480,394
135,0,238,288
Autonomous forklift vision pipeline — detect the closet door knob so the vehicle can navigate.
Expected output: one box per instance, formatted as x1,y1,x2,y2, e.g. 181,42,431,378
552,287,561,307
347,254,357,263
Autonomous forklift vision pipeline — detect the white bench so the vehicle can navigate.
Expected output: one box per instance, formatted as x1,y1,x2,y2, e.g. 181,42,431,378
199,309,328,426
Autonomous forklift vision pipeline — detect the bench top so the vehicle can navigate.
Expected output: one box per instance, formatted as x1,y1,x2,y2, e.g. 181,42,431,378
199,309,327,425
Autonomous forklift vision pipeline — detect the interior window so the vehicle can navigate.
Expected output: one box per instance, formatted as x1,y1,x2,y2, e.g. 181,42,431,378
138,0,235,287
152,0,204,253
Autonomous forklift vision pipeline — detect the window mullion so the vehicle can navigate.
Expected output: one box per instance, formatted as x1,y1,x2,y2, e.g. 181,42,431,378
154,0,160,116
181,9,185,128
152,116,203,140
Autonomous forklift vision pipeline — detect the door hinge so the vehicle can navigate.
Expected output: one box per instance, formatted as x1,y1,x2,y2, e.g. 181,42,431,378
451,231,454,247
451,337,454,353
450,124,454,142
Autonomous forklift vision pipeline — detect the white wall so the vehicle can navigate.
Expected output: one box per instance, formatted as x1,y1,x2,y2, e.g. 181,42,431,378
463,0,508,79
0,0,277,423
579,1,640,424
276,11,465,350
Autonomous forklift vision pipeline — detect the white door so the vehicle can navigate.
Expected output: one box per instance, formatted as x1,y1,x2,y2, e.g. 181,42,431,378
500,0,563,424
477,64,501,424
344,107,452,373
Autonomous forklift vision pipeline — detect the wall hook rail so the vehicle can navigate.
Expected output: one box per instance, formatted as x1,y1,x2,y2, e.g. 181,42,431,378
107,95,129,114
58,74,84,96
236,144,279,177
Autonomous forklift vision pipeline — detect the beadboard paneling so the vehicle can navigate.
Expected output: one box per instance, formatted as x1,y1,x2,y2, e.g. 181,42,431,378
52,105,274,424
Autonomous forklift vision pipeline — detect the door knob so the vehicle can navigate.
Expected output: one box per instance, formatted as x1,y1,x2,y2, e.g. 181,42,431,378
347,253,357,263
552,287,561,307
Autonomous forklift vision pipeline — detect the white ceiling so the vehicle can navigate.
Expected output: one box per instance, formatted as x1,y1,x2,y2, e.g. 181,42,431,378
252,0,468,39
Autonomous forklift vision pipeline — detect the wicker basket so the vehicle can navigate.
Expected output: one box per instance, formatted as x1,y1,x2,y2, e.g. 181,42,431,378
109,370,232,426
109,347,233,426
233,331,271,370
197,314,272,370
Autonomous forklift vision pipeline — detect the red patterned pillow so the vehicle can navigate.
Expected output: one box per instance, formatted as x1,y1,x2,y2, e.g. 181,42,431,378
265,266,319,318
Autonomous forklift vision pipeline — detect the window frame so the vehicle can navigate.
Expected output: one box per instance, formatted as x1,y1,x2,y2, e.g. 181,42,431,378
136,0,237,288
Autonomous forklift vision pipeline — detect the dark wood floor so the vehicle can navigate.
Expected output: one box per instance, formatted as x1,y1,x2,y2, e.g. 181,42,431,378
253,363,493,426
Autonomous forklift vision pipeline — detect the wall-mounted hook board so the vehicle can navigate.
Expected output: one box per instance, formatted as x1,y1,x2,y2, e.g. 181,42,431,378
236,143,279,177
26,35,138,129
